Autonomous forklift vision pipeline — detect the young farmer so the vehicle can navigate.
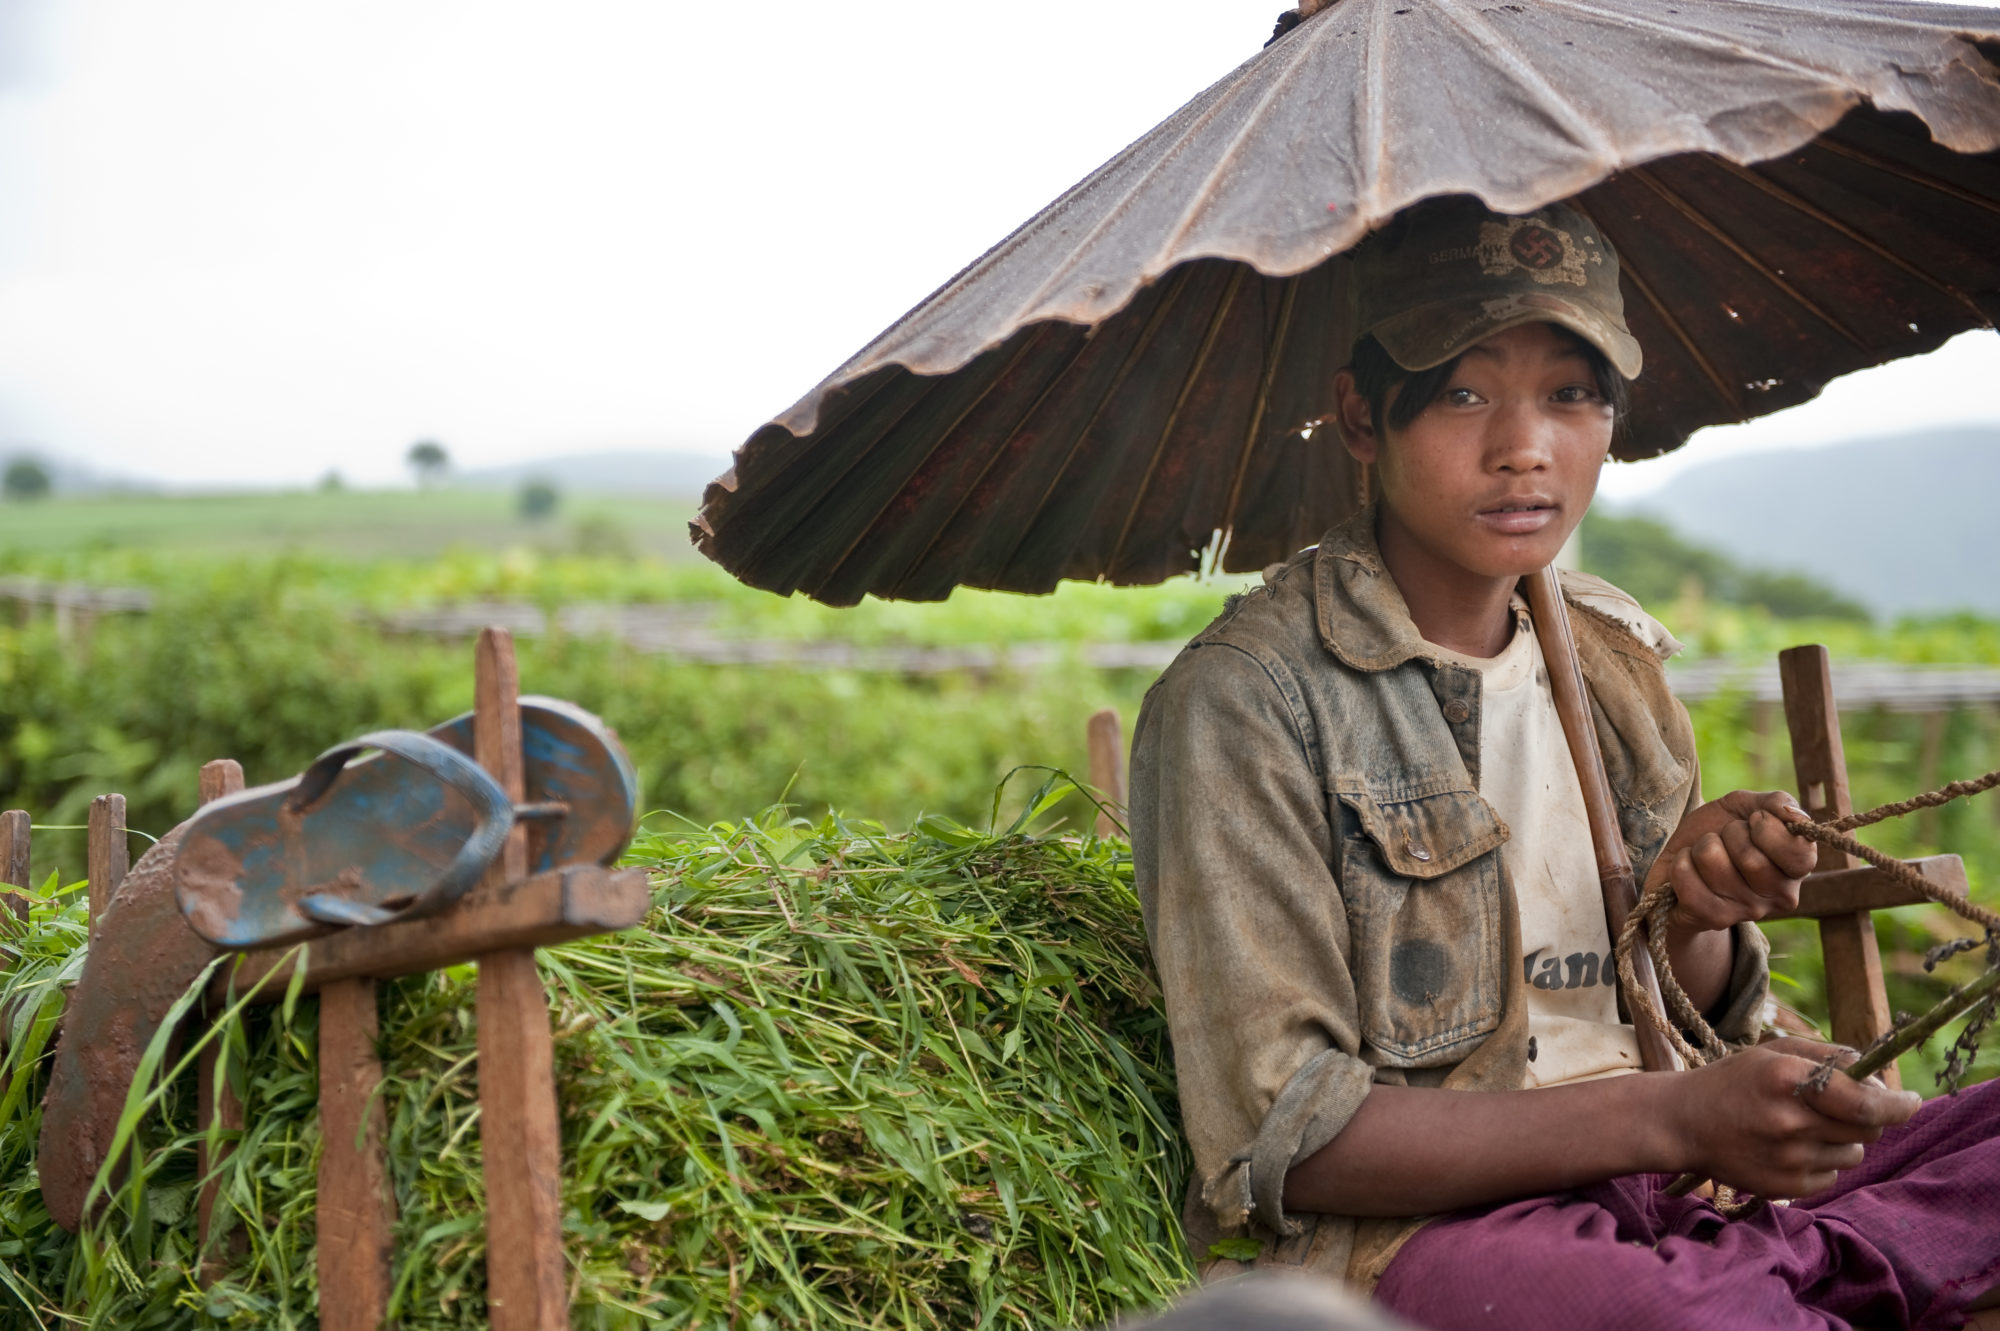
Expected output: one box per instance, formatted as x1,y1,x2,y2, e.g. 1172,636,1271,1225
1130,198,2000,1329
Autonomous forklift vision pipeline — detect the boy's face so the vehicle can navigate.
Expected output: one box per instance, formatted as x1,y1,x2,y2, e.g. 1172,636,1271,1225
1337,321,1614,582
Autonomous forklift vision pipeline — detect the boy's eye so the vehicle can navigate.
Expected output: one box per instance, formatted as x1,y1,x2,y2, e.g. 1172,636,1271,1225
1443,387,1483,406
1552,384,1603,404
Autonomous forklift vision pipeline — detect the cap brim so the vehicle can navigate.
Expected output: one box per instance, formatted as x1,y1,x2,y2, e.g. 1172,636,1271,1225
1370,292,1644,381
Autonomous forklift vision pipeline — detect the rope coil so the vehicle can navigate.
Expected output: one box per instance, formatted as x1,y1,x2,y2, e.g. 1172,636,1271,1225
1615,769,2000,1216
1615,767,2000,1069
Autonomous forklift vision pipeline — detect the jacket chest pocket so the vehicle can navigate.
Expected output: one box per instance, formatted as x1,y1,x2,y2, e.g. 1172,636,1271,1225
1333,784,1507,1066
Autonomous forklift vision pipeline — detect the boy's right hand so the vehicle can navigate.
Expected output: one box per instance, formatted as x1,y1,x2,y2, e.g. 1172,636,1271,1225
1671,1037,1922,1199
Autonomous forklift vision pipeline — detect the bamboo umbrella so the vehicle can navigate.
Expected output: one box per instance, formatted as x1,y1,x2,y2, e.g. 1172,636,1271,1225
692,0,2000,606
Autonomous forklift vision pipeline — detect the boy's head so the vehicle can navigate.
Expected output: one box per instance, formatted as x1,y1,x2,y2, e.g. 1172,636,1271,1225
1333,197,1643,582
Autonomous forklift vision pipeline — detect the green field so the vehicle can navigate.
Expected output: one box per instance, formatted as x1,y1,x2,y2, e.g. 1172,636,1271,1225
4,488,2000,1095
0,487,704,561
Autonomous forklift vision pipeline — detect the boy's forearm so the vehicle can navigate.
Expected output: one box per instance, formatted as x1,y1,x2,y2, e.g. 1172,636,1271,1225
1282,1075,1685,1217
1662,921,1736,1018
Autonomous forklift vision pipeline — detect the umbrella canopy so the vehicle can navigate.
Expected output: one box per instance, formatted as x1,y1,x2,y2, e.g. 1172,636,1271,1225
694,0,2000,605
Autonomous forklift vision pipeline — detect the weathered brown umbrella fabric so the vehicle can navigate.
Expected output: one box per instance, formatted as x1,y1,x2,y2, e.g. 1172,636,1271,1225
694,0,2000,605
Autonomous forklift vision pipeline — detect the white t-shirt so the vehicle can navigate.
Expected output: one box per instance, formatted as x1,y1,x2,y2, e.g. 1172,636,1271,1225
1431,583,1679,1088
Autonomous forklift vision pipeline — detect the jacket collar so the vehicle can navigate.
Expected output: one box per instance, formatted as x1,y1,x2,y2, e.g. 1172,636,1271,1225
1312,503,1452,673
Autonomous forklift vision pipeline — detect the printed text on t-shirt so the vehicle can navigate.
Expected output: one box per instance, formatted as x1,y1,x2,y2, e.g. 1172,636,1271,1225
1522,947,1614,991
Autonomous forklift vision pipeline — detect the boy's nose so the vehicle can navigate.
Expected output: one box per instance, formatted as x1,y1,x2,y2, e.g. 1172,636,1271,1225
1487,403,1557,472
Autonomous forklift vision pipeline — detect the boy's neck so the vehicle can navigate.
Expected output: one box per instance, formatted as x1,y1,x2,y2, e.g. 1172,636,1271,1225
1374,512,1524,660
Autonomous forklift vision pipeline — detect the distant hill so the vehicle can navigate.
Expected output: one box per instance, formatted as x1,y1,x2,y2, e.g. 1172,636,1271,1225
455,449,730,498
1612,426,2000,618
1579,510,1869,622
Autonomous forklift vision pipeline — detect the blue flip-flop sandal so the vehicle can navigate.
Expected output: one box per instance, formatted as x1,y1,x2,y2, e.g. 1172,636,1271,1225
429,695,640,876
175,698,637,950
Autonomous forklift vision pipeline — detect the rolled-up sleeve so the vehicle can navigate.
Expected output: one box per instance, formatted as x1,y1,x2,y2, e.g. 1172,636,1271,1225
1713,920,1772,1046
1131,641,1375,1237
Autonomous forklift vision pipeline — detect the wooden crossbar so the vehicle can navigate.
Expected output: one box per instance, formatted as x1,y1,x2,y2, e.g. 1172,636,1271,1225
1765,855,1970,921
208,864,648,1005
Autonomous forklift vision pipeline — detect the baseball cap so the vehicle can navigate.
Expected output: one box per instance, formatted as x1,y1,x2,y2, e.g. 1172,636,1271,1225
1349,196,1643,380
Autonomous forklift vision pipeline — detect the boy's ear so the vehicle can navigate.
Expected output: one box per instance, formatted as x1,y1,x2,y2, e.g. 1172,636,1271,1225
1332,368,1379,465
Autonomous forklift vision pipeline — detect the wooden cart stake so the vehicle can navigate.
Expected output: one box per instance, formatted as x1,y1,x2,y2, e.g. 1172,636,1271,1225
317,974,396,1329
1781,645,1901,1090
86,793,127,927
196,760,250,1286
1,810,28,1099
0,808,28,920
1087,709,1126,838
474,627,568,1329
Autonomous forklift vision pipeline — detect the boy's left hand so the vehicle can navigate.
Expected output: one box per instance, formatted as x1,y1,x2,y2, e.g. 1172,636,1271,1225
1648,790,1819,933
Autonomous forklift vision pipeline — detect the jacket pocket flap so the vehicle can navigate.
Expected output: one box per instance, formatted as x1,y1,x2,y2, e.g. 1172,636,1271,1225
1337,787,1506,879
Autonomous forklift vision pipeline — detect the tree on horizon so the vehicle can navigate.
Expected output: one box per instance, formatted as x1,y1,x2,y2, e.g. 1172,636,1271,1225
3,457,51,502
518,478,560,522
407,440,450,488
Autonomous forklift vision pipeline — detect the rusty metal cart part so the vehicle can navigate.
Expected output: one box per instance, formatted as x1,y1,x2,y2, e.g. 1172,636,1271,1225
691,0,2000,603
38,823,217,1234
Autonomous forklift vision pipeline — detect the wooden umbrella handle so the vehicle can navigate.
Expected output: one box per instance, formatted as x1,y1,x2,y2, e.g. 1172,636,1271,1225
1524,567,1684,1074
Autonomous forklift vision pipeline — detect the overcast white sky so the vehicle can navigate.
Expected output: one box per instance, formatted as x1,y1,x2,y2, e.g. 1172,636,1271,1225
0,0,1995,496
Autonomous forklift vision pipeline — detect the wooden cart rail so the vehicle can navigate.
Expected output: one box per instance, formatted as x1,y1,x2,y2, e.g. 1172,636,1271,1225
4,628,647,1331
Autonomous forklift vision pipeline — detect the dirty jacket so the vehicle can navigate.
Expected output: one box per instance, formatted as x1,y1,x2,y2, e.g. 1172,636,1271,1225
1129,507,1770,1289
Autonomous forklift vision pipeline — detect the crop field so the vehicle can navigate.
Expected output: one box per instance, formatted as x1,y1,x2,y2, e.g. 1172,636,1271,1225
2,489,1999,1326
0,488,705,561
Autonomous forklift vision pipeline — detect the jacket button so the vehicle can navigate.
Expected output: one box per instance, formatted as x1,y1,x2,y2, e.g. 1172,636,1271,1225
1443,699,1471,724
1404,836,1432,863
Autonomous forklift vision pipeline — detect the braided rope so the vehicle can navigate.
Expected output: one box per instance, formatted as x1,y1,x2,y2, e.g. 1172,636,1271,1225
1614,767,2000,1072
1824,768,2000,836
1791,820,2000,936
1615,886,1710,1066
1613,769,2000,1219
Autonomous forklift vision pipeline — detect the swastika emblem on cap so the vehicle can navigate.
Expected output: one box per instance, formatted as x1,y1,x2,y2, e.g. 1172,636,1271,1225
1509,226,1565,270
1475,216,1596,287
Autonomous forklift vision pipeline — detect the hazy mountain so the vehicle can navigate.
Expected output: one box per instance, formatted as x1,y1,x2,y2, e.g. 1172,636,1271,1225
1612,426,1999,618
455,450,730,498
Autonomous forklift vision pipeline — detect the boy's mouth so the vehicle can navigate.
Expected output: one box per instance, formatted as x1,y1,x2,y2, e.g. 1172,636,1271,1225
1476,497,1558,535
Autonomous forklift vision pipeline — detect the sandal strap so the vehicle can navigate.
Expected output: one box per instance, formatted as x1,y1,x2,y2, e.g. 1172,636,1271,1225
288,730,514,927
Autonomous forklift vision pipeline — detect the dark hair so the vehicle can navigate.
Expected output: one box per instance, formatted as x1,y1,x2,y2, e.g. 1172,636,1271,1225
1347,329,1631,440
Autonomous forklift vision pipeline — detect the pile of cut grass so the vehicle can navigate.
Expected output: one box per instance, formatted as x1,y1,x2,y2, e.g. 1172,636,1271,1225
0,790,1192,1329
